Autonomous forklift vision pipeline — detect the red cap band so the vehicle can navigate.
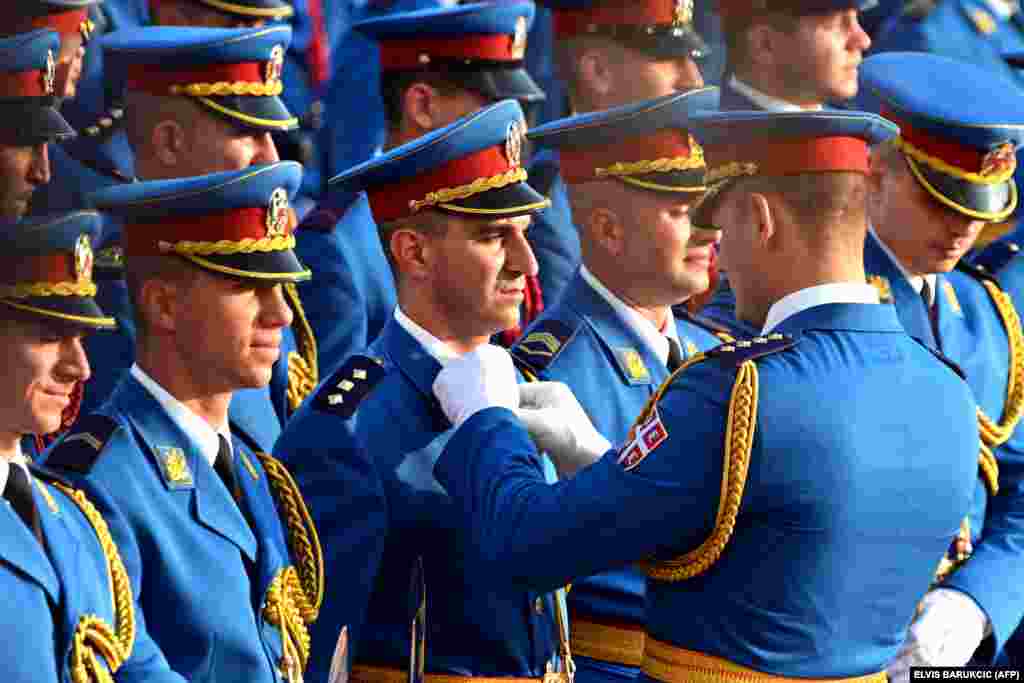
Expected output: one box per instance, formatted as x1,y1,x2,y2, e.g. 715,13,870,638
560,128,698,183
125,61,268,94
882,108,986,175
14,8,89,40
0,253,76,285
0,69,50,98
709,136,870,176
379,33,524,70
123,207,296,257
367,145,515,223
553,0,676,38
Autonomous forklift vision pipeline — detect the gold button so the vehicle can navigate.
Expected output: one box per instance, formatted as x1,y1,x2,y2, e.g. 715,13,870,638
534,597,544,615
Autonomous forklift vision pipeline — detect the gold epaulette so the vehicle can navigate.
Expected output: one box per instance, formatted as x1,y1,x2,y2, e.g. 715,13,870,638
52,483,136,683
284,283,319,413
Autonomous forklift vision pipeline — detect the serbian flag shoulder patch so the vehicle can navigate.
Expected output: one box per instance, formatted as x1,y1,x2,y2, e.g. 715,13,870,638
617,408,668,471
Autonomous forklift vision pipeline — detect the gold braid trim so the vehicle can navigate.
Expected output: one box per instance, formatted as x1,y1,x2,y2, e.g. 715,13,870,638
283,283,318,412
0,280,96,298
409,167,527,213
595,151,706,179
158,234,296,257
894,136,1015,185
53,484,136,683
977,280,1024,450
705,162,759,185
264,566,311,680
642,359,759,582
980,444,1000,497
257,453,324,621
169,80,284,97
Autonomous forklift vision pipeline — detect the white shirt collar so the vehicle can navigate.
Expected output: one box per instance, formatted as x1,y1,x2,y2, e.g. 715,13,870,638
869,226,938,305
0,444,29,500
985,0,1016,19
762,282,880,334
394,307,462,366
131,365,231,468
580,265,680,366
729,75,824,113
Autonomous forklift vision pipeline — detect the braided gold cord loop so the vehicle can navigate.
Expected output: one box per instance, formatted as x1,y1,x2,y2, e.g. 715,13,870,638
642,360,758,582
284,283,318,412
257,453,324,621
264,566,312,678
169,80,284,97
894,136,1015,185
980,444,1000,497
409,167,528,213
0,280,96,299
595,151,706,179
53,484,136,683
158,234,295,257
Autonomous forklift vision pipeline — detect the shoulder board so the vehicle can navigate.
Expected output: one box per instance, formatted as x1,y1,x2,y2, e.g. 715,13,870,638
44,414,121,475
674,307,736,341
912,339,967,381
902,0,937,19
972,241,1022,276
955,259,1001,285
313,354,387,419
704,334,799,369
510,318,579,376
27,463,72,488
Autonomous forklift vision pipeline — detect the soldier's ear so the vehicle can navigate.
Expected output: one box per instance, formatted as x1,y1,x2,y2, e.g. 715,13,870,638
137,276,182,336
390,224,432,283
749,192,775,248
588,205,625,257
575,46,613,99
404,82,443,134
150,119,187,168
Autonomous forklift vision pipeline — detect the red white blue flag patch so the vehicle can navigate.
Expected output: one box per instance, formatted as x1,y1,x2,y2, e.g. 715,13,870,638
618,408,668,471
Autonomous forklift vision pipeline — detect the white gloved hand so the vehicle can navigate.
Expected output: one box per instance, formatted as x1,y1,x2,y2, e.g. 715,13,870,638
886,588,989,682
432,344,519,427
515,382,611,477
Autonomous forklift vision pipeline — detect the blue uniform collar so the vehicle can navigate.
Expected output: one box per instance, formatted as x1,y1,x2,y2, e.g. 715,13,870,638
864,231,940,347
772,300,905,336
378,316,445,400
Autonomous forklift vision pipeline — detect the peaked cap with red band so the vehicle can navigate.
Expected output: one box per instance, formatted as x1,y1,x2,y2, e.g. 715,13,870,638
0,210,114,329
716,0,876,29
862,52,1024,222
541,0,708,60
149,0,293,19
529,87,718,194
102,24,297,132
688,109,898,227
0,29,74,144
89,161,310,282
355,2,545,104
329,99,550,224
5,0,100,46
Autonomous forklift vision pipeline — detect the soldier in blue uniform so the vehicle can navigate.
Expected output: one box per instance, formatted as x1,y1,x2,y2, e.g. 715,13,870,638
0,29,74,221
43,162,337,683
508,88,728,683
426,107,982,682
298,2,546,377
522,0,710,325
0,211,188,683
275,101,568,683
74,25,317,449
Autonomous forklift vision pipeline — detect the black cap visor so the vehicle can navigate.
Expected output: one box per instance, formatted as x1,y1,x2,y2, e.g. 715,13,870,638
0,101,76,145
906,156,1017,222
616,167,707,195
198,93,298,133
438,180,551,218
615,25,709,62
183,247,311,283
457,67,547,104
0,295,116,330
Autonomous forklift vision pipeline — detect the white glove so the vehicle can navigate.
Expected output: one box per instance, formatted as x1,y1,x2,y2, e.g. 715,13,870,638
886,588,989,682
432,344,519,427
515,382,611,477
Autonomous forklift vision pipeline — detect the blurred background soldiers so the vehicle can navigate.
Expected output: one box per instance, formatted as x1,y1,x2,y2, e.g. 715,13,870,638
297,1,546,377
47,162,326,683
276,101,562,682
509,88,729,683
428,107,980,682
0,211,187,683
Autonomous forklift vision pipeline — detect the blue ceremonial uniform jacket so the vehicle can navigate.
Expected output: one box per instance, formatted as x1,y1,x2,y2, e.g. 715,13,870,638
43,374,323,683
294,192,396,376
705,232,1024,658
510,270,725,681
275,316,559,677
435,302,979,678
2,465,185,683
527,149,581,309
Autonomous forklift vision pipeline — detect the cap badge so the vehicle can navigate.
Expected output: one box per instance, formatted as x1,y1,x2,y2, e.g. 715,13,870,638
42,49,56,96
981,142,1016,178
266,187,291,237
674,0,694,26
510,16,528,60
505,120,525,169
74,234,94,285
266,44,285,85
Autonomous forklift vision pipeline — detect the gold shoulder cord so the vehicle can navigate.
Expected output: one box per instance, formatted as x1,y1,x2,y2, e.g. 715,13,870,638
641,357,759,582
257,453,324,680
52,483,136,683
975,280,1024,496
283,283,319,413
